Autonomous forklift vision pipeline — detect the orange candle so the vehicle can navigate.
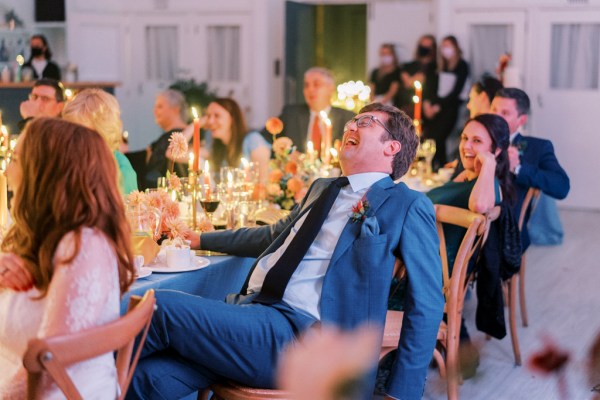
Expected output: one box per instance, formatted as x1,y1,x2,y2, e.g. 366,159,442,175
413,81,422,122
203,160,211,200
192,107,200,171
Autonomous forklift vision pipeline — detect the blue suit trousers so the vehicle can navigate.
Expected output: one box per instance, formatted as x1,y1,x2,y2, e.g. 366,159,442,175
126,290,315,400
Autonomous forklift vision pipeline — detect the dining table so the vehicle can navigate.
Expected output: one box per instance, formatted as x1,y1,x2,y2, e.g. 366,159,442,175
121,253,256,315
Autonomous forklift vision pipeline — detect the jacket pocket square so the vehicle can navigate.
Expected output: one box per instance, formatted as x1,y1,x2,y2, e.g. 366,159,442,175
360,216,380,237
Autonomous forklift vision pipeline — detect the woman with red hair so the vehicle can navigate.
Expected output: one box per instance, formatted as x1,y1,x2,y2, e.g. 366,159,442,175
0,118,135,398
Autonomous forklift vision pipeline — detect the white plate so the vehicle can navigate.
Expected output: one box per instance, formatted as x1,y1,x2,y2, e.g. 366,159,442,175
145,256,211,273
135,267,153,279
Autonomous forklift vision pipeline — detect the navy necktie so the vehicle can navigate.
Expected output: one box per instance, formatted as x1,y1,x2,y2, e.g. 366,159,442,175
254,176,350,305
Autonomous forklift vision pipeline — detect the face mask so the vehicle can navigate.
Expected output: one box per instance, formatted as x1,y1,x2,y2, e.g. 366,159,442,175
380,55,394,66
441,46,455,59
417,45,432,58
31,47,44,57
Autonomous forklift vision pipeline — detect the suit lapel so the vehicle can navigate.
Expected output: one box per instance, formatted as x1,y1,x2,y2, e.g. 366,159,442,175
329,177,394,266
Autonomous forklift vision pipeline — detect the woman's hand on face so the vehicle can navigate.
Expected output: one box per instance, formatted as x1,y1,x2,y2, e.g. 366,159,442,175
0,253,34,291
474,151,497,174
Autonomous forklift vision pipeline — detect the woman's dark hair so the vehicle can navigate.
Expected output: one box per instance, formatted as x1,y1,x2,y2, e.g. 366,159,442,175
468,113,515,205
29,34,53,60
210,98,247,174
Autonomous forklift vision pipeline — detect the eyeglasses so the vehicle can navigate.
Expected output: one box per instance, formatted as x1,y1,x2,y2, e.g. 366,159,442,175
344,115,393,136
29,93,56,103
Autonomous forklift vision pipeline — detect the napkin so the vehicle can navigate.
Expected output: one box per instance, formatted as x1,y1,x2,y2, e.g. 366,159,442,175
131,235,160,265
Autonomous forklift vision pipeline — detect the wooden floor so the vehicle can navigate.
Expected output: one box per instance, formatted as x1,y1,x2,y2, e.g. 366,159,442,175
421,209,600,400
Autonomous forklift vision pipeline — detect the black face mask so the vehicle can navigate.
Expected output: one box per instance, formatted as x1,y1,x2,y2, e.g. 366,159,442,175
30,47,44,57
417,45,432,58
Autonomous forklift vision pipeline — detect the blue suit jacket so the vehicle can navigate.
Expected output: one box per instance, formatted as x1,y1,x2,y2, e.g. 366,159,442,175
261,104,355,153
512,134,570,249
202,176,444,400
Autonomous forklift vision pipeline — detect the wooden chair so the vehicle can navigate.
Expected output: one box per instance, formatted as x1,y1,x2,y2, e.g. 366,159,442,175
23,289,156,400
516,187,541,327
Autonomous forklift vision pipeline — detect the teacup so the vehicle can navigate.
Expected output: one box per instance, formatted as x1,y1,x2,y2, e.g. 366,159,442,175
165,245,191,268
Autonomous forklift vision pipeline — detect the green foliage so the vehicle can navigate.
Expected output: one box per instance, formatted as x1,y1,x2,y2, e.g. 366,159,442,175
169,79,217,114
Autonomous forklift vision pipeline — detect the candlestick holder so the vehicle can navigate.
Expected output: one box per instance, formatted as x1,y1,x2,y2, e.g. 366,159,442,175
188,170,198,231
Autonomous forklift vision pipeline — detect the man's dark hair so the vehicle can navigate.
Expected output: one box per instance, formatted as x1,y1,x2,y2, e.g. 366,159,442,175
495,87,530,116
473,76,503,103
33,78,66,102
358,103,419,180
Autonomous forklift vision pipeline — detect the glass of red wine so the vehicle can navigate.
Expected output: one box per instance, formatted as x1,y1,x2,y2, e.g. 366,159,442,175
199,183,221,226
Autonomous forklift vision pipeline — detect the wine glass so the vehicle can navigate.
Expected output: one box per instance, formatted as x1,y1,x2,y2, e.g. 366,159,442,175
199,183,221,226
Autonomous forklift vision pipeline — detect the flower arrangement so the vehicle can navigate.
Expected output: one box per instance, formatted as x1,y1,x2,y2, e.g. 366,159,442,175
350,199,370,223
267,137,310,210
126,190,190,240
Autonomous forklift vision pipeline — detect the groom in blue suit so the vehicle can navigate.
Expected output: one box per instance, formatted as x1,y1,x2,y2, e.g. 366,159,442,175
491,88,570,250
127,103,444,400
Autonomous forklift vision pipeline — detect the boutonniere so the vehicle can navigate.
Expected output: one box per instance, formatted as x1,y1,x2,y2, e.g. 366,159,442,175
350,199,370,223
515,140,527,157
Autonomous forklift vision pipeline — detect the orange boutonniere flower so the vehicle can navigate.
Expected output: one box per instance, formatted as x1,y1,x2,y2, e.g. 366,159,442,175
350,199,370,223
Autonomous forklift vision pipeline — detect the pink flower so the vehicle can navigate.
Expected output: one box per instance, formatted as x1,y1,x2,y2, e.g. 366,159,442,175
278,325,380,400
168,132,189,159
126,191,147,207
147,190,170,209
168,173,182,190
273,137,293,157
164,217,191,240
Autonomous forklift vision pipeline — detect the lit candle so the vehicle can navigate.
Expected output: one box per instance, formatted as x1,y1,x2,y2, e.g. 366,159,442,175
306,140,315,164
320,111,332,165
192,107,200,171
413,81,422,134
1,125,8,150
188,152,194,172
329,148,338,164
0,160,7,229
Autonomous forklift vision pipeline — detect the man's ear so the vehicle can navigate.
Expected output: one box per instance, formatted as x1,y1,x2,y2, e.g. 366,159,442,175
518,113,528,129
385,140,402,156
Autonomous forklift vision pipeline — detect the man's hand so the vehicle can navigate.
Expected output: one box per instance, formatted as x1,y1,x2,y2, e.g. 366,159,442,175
19,100,41,119
508,145,521,174
0,253,34,291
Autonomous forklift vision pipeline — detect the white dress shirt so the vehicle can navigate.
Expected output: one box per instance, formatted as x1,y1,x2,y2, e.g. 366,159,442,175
248,172,388,320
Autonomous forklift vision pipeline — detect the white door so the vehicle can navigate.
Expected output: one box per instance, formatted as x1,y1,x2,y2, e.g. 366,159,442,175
531,10,600,210
119,15,190,151
452,10,527,85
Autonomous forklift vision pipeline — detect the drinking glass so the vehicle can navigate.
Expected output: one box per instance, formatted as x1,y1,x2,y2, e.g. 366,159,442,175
199,183,221,226
421,139,437,177
157,176,167,191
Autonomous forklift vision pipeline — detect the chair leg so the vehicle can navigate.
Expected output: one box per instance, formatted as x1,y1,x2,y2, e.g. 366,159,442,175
519,255,529,327
508,278,522,366
445,311,461,400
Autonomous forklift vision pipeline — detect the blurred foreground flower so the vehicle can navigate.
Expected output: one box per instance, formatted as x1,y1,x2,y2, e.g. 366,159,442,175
278,325,380,400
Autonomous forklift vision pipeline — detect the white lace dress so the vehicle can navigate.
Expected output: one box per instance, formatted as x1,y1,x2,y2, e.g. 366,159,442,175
0,228,120,399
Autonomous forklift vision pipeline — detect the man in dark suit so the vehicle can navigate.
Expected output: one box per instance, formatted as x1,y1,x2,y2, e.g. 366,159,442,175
491,88,570,250
264,67,355,154
127,103,444,400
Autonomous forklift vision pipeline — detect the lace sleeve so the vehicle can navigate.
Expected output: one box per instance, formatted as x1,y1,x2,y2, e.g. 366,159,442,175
38,228,120,337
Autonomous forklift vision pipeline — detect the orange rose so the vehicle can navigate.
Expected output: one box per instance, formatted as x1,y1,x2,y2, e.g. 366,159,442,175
286,177,303,194
269,169,284,183
284,161,298,175
266,117,284,135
